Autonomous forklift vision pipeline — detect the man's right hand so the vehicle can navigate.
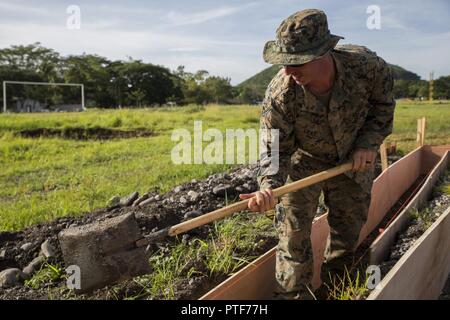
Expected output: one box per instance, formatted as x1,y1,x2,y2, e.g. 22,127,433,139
239,189,277,213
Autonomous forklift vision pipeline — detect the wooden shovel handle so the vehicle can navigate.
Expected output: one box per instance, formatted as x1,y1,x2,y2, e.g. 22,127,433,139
167,162,353,237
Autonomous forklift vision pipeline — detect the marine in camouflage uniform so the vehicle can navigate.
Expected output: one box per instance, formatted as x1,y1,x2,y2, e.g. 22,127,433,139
257,9,395,299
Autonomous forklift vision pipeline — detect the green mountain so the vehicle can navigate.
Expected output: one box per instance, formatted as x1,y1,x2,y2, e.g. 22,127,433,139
236,63,420,103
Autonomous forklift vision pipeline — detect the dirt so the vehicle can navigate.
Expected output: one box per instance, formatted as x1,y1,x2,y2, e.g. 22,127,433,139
17,127,154,140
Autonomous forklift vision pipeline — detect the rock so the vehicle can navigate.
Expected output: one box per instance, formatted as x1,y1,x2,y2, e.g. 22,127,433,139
244,171,254,180
107,195,121,209
182,234,190,243
0,249,6,259
0,268,24,288
174,186,183,193
191,179,198,184
179,196,188,204
133,193,149,206
187,191,200,201
20,242,33,251
40,239,55,259
154,194,161,201
183,210,202,220
242,183,253,191
22,255,45,277
213,184,235,197
235,186,245,193
139,197,154,207
120,191,139,207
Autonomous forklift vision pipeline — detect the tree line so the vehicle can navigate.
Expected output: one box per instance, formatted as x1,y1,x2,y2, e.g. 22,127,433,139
1,43,449,110
0,43,236,109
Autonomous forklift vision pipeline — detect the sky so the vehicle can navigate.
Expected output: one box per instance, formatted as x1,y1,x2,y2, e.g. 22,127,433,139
0,0,449,84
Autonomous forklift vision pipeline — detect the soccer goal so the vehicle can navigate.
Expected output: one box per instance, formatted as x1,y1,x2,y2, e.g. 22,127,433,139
2,80,85,113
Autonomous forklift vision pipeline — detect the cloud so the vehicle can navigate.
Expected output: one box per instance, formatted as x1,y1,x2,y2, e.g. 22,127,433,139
0,1,50,16
166,7,240,26
0,0,448,84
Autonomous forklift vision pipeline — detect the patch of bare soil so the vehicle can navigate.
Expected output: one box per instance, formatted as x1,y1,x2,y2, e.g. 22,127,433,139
17,127,154,140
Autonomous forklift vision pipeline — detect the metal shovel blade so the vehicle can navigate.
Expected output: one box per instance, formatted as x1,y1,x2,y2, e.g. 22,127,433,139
58,212,151,293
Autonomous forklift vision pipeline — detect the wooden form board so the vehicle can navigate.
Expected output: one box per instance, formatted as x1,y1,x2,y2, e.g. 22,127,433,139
367,206,450,300
370,148,450,265
357,146,423,246
200,146,448,300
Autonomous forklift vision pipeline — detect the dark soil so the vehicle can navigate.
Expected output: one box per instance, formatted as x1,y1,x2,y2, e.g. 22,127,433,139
17,127,154,140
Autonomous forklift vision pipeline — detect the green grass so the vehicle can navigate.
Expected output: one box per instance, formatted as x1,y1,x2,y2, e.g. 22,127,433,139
1,102,450,231
24,262,66,290
111,212,274,300
325,267,369,300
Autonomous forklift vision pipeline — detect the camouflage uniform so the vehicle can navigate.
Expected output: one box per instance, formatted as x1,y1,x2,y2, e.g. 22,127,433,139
258,10,395,299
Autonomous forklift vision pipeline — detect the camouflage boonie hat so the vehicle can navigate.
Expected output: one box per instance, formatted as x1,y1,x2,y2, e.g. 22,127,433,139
263,9,344,65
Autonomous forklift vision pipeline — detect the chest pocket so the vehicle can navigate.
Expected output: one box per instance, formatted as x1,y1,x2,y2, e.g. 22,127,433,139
293,100,337,159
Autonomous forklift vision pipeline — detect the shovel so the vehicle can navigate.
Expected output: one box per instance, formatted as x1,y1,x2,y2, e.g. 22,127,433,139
58,162,353,292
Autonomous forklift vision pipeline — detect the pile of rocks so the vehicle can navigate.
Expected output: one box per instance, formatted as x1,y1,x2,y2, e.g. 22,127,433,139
107,164,260,222
0,239,56,289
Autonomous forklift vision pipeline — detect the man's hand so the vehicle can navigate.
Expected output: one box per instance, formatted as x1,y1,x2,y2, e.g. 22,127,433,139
352,148,377,172
239,189,277,213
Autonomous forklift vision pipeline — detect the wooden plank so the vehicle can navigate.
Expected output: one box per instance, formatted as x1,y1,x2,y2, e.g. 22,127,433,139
421,117,426,147
417,118,423,147
369,150,449,265
380,142,388,172
357,146,423,245
368,206,450,300
199,247,277,300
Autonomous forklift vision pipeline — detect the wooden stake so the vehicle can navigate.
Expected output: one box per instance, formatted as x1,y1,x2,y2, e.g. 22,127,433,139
417,117,426,147
421,117,426,146
380,142,388,172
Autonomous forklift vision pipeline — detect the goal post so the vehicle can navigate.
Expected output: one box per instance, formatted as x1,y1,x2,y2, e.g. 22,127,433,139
2,80,85,113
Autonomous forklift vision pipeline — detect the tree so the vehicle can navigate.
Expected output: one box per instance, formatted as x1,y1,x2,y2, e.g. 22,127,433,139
202,76,233,104
434,76,450,99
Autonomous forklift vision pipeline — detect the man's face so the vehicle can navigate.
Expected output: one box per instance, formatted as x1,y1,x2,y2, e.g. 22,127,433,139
283,56,325,86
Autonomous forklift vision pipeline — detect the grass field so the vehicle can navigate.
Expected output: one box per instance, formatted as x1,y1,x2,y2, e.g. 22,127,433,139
1,101,449,231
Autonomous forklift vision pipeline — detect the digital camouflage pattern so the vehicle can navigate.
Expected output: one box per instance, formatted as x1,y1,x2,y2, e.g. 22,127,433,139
263,9,344,65
273,156,371,299
258,44,396,194
257,44,395,299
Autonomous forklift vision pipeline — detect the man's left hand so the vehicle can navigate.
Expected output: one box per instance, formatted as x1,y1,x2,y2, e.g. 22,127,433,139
352,148,377,172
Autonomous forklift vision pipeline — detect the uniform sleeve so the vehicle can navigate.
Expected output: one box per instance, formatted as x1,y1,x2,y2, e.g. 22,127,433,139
355,57,396,150
257,95,296,191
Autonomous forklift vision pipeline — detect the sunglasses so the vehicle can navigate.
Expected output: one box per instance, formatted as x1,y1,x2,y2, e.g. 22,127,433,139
283,64,304,68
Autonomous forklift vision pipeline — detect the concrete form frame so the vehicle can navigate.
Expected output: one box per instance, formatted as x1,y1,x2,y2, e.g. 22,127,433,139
200,145,450,300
